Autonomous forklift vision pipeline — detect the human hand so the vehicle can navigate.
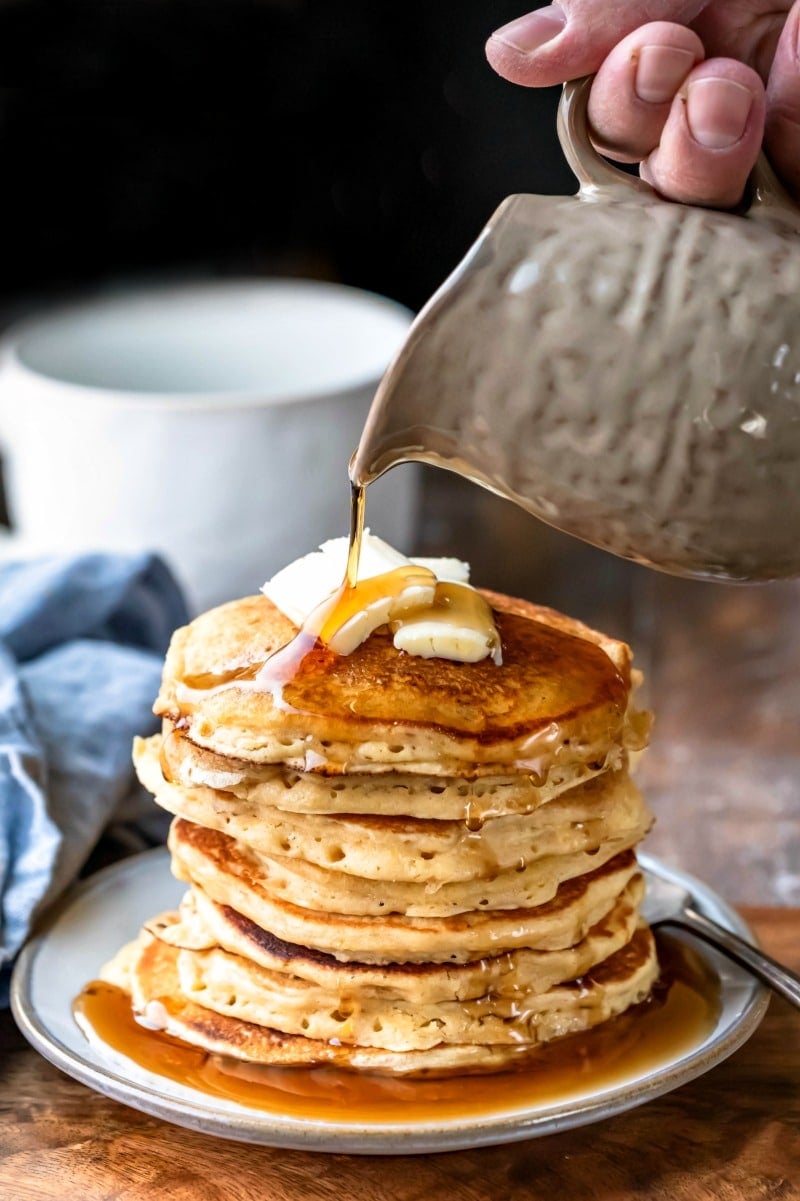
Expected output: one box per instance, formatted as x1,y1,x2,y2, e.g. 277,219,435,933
486,2,800,207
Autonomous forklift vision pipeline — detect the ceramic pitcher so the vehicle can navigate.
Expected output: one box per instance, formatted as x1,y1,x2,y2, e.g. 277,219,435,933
353,77,800,581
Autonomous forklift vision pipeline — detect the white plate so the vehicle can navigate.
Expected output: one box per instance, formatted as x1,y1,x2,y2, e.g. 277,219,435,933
11,849,768,1155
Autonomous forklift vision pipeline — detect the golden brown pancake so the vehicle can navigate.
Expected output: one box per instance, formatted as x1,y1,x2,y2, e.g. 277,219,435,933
158,877,645,1005
169,823,643,963
173,918,647,1051
154,592,649,776
104,923,658,1076
138,737,650,885
167,808,651,918
152,726,620,818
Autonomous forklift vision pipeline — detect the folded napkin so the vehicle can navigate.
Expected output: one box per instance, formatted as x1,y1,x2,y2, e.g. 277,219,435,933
0,552,189,1004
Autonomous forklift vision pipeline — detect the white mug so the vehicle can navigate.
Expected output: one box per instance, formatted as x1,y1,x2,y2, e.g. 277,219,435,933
0,280,416,612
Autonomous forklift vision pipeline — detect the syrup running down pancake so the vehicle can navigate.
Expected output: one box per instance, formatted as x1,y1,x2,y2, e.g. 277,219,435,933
93,555,660,1079
154,590,649,776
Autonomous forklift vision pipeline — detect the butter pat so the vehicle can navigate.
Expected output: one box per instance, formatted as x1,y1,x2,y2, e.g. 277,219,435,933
392,579,503,665
262,533,468,625
262,535,501,666
320,565,438,655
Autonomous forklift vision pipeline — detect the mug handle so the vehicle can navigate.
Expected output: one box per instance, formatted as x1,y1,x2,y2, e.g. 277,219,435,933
558,75,800,229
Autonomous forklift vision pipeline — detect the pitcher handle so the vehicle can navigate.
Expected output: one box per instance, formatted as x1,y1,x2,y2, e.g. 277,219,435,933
559,75,800,227
557,76,654,198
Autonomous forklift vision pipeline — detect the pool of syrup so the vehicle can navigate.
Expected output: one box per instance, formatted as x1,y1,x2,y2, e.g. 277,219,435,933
73,935,719,1123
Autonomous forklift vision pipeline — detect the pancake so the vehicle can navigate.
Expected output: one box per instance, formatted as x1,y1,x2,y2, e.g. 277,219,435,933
157,875,644,1005
169,825,642,963
173,919,647,1051
153,726,620,817
103,922,659,1077
90,573,661,1082
139,738,649,885
168,803,651,918
154,592,649,776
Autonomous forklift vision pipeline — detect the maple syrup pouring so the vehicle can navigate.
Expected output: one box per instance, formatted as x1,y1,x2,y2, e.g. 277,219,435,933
73,935,719,1123
346,481,366,588
306,481,498,659
179,484,368,712
178,478,499,718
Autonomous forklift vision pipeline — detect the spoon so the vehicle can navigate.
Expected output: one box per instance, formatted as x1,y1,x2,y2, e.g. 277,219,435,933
643,871,800,1008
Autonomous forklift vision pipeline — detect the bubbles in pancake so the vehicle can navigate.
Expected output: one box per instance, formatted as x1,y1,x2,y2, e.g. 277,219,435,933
86,563,660,1081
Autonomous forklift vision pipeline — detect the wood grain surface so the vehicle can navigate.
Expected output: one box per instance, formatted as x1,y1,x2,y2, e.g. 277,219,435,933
2,909,799,1201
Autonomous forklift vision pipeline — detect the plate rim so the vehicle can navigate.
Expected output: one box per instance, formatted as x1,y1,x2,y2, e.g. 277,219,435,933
10,847,770,1155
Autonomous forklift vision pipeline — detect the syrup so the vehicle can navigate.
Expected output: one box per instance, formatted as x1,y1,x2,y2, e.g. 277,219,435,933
176,481,500,720
73,935,717,1122
464,801,486,833
346,480,365,588
280,482,499,663
178,483,370,709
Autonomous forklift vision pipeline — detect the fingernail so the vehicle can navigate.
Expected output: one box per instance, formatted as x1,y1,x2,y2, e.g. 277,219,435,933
490,4,567,53
686,77,754,148
635,45,696,103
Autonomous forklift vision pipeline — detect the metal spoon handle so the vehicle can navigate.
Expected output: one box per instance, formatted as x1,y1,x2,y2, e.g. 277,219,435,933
659,907,800,1009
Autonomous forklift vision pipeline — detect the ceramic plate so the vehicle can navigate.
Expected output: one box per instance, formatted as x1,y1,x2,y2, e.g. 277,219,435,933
11,849,768,1155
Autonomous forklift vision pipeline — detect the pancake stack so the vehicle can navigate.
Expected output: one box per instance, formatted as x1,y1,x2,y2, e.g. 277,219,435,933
105,585,658,1077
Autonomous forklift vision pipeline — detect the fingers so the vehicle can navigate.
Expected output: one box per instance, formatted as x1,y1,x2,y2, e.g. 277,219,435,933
584,22,766,208
765,1,800,200
641,59,766,207
485,0,708,89
587,23,704,162
486,3,768,210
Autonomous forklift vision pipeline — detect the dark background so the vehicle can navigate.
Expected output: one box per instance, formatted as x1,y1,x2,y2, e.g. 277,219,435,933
0,0,641,632
0,0,571,315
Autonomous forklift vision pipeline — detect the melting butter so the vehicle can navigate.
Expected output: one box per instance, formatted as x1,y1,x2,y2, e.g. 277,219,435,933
304,566,502,665
262,529,501,666
391,580,502,664
311,564,438,655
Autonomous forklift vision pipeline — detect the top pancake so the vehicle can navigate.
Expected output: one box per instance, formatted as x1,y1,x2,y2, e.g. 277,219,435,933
155,590,646,776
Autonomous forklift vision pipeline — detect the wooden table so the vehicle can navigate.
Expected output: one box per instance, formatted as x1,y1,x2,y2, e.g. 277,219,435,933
1,909,798,1200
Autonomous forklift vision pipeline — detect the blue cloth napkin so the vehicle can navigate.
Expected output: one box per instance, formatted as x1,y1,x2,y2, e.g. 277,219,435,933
0,552,189,1005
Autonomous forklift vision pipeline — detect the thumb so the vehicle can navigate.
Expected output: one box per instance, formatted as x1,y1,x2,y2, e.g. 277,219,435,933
486,1,710,88
765,0,800,200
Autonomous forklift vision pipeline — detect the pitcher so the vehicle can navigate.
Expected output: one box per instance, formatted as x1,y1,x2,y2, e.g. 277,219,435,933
352,77,800,581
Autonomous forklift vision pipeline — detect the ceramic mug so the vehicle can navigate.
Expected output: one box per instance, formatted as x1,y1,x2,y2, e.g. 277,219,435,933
0,280,415,611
